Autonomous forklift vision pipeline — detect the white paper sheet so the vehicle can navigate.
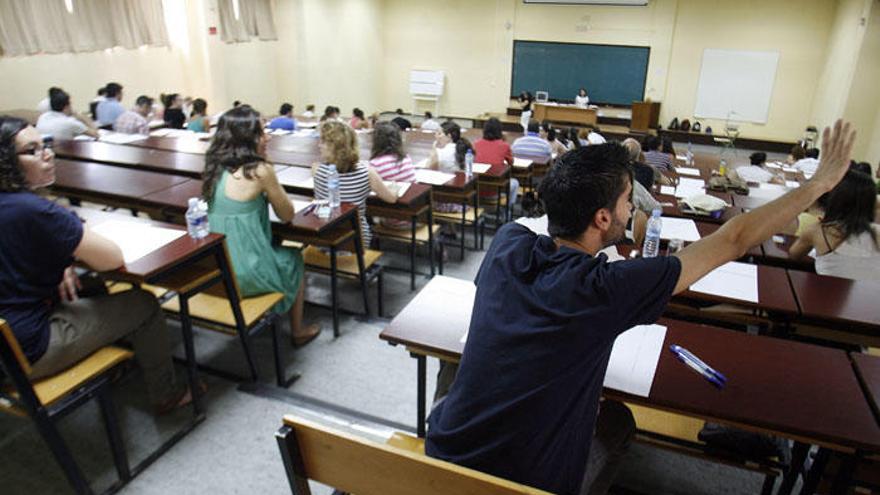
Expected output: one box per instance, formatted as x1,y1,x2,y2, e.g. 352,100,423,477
90,220,185,264
150,129,172,137
785,181,800,188
370,181,411,198
99,132,146,144
472,163,492,174
749,184,787,200
277,168,315,189
293,199,312,212
675,154,688,161
298,121,318,129
782,167,797,173
675,185,705,199
604,324,667,397
660,186,677,196
513,157,533,168
766,162,782,170
676,167,701,177
414,169,455,185
690,261,759,303
660,217,701,242
678,177,706,188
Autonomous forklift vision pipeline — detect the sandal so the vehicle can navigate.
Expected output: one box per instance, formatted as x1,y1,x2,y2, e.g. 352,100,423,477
292,324,322,348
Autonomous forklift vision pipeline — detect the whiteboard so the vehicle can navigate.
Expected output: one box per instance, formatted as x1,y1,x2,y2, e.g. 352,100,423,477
693,49,779,124
410,70,445,96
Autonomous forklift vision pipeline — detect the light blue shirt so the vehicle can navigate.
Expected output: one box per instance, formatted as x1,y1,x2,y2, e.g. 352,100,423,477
96,99,125,127
511,133,552,160
267,116,297,131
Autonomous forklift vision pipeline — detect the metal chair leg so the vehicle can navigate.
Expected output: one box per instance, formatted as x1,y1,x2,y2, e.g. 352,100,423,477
377,269,384,318
96,384,131,483
32,408,93,494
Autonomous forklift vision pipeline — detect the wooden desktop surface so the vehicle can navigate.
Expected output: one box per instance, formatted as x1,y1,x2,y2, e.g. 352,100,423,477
851,352,880,426
788,270,880,330
54,140,206,178
54,159,189,200
380,287,880,452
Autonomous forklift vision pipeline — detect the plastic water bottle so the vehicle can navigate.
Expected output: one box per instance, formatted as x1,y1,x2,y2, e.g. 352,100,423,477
464,149,474,179
686,142,694,166
718,159,728,177
185,197,210,239
643,209,662,258
327,164,341,209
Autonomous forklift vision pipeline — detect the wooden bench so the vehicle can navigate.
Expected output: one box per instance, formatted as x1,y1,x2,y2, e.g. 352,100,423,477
302,245,385,321
275,415,552,495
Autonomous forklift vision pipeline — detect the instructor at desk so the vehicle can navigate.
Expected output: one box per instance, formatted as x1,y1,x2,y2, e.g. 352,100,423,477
425,121,856,495
575,87,590,108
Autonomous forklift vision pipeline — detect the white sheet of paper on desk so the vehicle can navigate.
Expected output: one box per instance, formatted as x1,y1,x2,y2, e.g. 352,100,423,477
604,324,667,397
148,119,165,129
513,157,533,168
414,158,429,169
73,135,95,141
675,154,688,161
660,217,701,242
785,181,800,189
90,220,185,264
660,186,677,196
676,167,701,177
292,199,312,212
99,133,146,144
379,181,411,198
783,167,797,173
150,129,172,137
298,121,318,129
690,261,758,303
678,177,705,188
749,185,786,200
415,169,454,185
766,162,782,170
674,185,704,199
472,163,492,174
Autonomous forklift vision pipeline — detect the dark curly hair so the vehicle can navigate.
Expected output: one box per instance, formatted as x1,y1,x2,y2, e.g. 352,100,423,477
371,121,405,161
202,105,264,202
0,116,30,192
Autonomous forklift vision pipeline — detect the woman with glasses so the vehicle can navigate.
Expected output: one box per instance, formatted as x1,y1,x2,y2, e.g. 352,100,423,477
0,116,186,413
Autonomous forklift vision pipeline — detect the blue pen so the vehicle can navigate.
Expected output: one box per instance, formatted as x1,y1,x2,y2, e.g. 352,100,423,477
669,345,726,388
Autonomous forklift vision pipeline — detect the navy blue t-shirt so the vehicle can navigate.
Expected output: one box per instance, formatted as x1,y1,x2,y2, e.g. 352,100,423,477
0,192,83,363
426,223,681,494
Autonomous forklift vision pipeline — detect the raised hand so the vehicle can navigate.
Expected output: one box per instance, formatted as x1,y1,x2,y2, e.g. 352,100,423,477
810,119,857,192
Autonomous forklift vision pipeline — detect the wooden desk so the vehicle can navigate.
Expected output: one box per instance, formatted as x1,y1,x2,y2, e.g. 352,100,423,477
54,140,207,179
788,271,880,335
678,264,798,316
53,159,189,211
852,353,880,426
380,277,880,463
756,234,815,272
532,103,597,126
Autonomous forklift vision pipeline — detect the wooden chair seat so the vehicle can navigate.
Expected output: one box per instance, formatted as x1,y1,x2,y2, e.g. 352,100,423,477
372,223,441,243
627,403,704,443
433,207,485,223
302,246,383,275
386,431,426,454
160,291,285,329
1,346,133,416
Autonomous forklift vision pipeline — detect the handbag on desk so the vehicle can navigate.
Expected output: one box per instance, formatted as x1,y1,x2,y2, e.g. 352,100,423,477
707,176,749,195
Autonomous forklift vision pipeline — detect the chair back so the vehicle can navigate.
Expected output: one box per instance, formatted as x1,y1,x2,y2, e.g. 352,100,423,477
276,415,551,495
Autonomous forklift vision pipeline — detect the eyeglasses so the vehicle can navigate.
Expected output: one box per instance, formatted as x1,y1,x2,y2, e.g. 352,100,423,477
16,146,53,158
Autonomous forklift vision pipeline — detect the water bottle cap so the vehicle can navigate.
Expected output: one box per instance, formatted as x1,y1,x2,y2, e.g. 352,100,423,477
188,197,199,208
651,208,662,217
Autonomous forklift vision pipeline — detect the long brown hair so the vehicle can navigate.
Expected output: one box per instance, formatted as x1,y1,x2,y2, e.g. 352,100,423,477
370,121,405,160
320,120,360,173
202,105,264,202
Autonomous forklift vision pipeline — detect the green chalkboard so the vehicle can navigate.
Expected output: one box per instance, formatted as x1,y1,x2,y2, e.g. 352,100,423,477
511,41,650,106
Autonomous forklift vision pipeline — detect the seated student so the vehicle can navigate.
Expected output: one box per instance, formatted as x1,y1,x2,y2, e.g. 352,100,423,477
660,137,676,158
474,117,519,206
36,87,63,114
539,122,567,156
420,111,441,131
429,121,473,213
426,121,856,495
794,148,821,176
114,96,154,135
0,116,187,412
368,122,416,229
787,144,807,165
642,134,675,173
578,125,606,146
575,87,590,108
36,89,99,140
186,98,210,133
301,104,316,119
95,82,125,127
790,167,880,281
349,108,371,130
267,103,297,131
203,106,320,346
320,105,340,122
313,120,396,247
511,119,552,160
567,127,582,150
391,109,412,131
731,152,782,184
89,86,107,121
162,93,186,129
621,138,661,215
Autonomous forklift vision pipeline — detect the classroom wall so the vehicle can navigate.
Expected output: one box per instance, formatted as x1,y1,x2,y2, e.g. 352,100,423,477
840,0,880,163
275,0,384,117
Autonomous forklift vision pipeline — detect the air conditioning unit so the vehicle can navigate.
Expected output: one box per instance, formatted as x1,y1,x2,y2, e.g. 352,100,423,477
524,0,649,5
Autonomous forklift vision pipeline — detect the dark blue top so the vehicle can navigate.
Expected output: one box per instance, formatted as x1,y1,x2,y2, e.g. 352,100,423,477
267,116,297,131
425,223,681,494
0,193,83,363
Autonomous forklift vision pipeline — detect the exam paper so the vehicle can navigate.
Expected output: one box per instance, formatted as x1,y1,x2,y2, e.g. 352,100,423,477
660,217,701,242
660,186,677,196
472,163,492,174
690,261,759,303
675,186,705,199
678,177,705,188
785,181,800,189
91,220,185,264
513,157,533,168
604,324,667,397
676,167,701,177
414,169,455,185
748,184,787,200
99,133,146,144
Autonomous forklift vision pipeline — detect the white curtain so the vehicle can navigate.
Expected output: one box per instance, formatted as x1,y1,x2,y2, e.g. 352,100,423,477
218,0,277,43
0,0,169,57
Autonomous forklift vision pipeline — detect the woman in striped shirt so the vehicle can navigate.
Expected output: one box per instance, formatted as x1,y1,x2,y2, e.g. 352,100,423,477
369,122,415,229
313,121,396,247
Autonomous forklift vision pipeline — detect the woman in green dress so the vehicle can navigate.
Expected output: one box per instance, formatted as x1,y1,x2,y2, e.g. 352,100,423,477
202,105,321,346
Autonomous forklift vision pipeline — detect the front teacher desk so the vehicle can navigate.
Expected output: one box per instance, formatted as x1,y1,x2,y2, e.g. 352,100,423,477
532,103,598,126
